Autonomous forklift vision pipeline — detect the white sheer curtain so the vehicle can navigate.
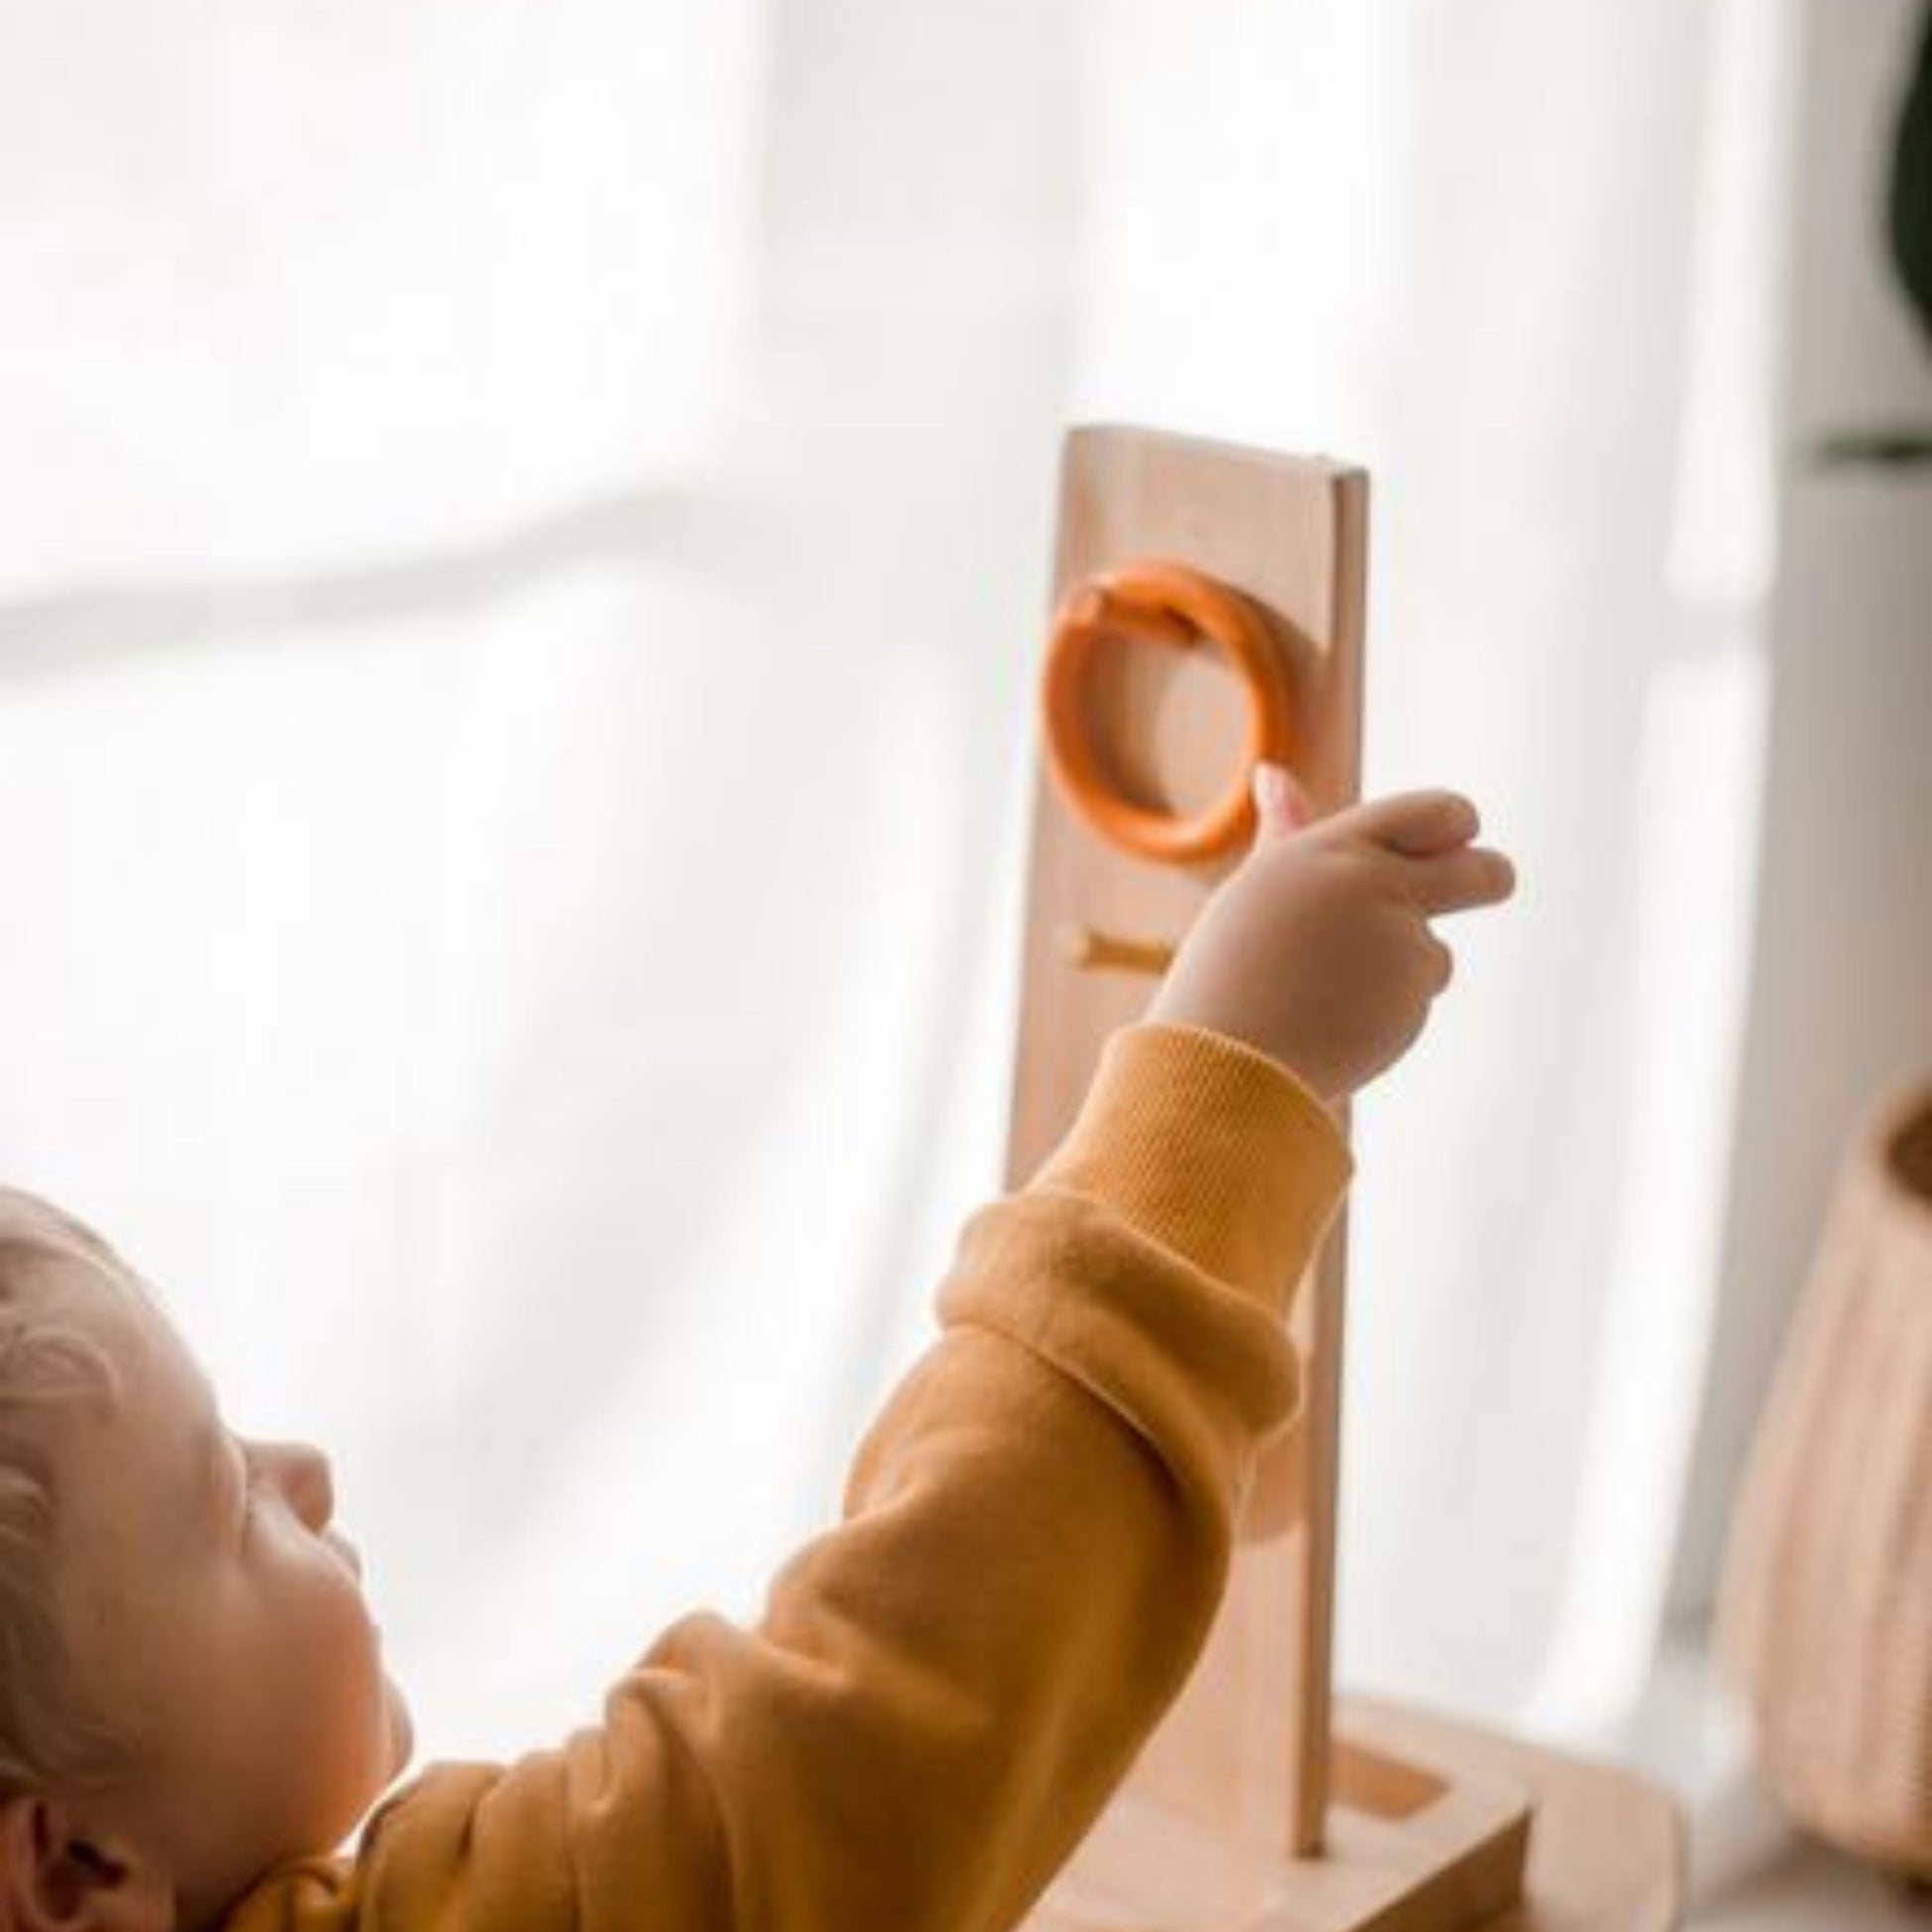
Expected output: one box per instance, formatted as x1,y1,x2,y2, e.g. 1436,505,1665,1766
0,0,1793,1779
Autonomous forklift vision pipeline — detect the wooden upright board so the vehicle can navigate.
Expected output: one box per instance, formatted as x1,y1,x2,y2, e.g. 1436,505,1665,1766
1007,424,1366,1906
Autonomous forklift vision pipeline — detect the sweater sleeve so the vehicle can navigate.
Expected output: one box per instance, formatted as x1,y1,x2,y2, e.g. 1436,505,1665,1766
229,1022,1352,1932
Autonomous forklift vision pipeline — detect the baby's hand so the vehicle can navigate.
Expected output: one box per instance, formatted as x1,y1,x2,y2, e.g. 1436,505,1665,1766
1145,764,1517,1104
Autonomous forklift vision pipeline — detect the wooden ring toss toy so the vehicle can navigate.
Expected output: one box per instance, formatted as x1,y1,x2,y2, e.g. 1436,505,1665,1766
1008,426,1682,1932
1042,560,1296,864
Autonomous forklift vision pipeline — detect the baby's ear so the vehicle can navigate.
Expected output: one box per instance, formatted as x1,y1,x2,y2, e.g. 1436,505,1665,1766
0,1798,170,1932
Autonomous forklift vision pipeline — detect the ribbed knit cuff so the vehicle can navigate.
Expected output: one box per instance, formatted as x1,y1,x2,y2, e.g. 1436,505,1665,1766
1026,1023,1353,1314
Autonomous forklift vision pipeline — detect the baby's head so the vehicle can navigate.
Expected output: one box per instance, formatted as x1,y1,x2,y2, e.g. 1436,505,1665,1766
0,1190,411,1932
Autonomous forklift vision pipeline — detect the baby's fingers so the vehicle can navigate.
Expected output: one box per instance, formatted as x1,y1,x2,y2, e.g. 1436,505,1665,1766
1343,788,1480,857
1407,844,1517,916
1250,759,1314,837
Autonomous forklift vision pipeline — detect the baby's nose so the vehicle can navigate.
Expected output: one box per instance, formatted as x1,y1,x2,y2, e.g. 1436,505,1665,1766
260,1439,335,1528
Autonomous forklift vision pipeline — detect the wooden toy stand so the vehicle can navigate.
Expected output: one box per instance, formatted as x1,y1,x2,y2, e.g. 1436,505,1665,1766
1005,426,1684,1932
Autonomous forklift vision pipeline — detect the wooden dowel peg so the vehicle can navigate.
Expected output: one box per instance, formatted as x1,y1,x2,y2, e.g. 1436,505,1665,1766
1056,922,1175,976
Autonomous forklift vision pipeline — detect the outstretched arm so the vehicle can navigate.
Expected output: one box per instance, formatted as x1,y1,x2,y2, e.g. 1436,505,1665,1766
236,1022,1346,1932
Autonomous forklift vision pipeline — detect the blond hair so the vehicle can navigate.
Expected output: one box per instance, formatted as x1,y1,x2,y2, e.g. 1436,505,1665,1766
0,1188,141,1792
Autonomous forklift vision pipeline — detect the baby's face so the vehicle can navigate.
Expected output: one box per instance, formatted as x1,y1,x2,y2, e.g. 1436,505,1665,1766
43,1270,411,1924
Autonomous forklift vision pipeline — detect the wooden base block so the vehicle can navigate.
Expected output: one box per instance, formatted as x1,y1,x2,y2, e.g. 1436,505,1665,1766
1336,1698,1684,1932
1030,1696,1684,1932
1030,1702,1530,1932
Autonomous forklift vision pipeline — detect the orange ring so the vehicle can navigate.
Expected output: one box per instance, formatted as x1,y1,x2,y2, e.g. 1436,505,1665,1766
1040,558,1296,864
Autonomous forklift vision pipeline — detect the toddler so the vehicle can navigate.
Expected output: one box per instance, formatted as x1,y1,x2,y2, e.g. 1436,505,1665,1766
0,765,1512,1932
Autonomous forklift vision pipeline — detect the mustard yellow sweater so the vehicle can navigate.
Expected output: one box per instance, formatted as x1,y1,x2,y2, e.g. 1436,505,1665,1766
230,1022,1351,1932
